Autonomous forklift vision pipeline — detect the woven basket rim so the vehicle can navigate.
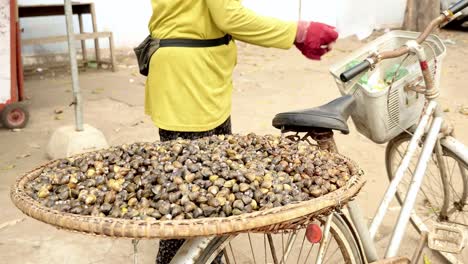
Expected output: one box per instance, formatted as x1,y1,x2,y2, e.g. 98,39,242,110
11,153,365,239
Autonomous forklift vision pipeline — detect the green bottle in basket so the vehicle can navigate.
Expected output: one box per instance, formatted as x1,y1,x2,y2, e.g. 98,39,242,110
384,64,409,84
345,60,385,93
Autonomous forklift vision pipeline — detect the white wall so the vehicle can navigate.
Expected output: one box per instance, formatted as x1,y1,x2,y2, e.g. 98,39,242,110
19,0,152,55
19,0,406,55
1,0,11,104
243,0,407,39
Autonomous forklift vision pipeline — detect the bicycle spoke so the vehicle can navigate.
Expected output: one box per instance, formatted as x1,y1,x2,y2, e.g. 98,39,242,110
248,233,257,264
281,233,285,259
395,146,405,160
458,211,467,225
421,181,444,203
448,180,461,202
323,241,341,264
302,244,315,264
280,232,291,263
281,231,298,263
228,242,238,264
267,234,279,264
419,185,444,217
223,249,232,264
444,155,460,199
396,144,446,218
428,167,444,193
297,231,307,264
426,157,444,191
449,156,457,178
420,176,443,200
420,184,443,214
204,213,362,264
451,211,464,226
421,212,438,224
442,156,468,225
447,158,462,201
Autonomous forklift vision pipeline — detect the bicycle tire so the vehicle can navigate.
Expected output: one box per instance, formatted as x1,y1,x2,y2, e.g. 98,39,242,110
194,212,364,264
386,132,468,262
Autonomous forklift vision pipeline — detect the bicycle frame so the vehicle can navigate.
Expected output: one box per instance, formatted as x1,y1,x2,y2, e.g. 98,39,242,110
299,101,454,263
346,38,468,262
442,136,468,166
171,237,218,263
311,98,448,262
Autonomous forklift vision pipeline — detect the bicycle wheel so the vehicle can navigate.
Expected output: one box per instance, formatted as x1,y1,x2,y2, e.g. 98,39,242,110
195,212,364,264
386,133,468,261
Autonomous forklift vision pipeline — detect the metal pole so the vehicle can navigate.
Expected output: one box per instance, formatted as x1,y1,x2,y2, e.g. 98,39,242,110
369,100,437,239
132,239,139,264
315,214,333,264
280,231,298,264
347,201,379,262
385,115,444,258
298,0,302,21
410,232,428,264
64,0,84,131
170,236,219,264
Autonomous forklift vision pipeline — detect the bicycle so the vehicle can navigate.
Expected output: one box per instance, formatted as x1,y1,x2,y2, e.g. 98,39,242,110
8,1,468,264
167,1,468,263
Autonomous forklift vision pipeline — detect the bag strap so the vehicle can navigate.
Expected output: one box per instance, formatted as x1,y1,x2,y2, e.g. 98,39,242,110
159,34,232,48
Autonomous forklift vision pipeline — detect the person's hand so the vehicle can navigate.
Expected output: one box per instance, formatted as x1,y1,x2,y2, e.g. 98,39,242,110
295,21,338,60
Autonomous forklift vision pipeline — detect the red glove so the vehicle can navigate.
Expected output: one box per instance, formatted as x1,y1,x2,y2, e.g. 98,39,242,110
295,22,338,60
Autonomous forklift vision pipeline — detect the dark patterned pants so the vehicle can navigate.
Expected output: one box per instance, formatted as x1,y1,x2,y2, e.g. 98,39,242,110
158,117,232,142
156,117,231,264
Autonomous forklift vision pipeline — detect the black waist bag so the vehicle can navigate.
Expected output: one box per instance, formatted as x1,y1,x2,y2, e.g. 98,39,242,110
134,34,232,76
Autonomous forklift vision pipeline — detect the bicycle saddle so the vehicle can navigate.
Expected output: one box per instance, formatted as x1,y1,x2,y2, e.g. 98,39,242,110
272,95,356,134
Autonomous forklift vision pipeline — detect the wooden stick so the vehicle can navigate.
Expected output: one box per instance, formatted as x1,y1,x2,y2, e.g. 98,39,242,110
403,0,416,30
90,3,101,67
408,0,416,29
78,14,88,69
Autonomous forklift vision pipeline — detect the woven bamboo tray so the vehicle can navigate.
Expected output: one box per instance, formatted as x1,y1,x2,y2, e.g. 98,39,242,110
11,155,365,240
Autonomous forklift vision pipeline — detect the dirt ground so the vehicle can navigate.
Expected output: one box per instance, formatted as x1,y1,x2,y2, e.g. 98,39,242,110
1,30,467,264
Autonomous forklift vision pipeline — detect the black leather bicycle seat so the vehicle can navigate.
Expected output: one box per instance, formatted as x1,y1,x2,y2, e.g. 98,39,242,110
272,95,356,134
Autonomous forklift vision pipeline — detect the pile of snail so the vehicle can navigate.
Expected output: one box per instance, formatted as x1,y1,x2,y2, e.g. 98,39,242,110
25,134,357,221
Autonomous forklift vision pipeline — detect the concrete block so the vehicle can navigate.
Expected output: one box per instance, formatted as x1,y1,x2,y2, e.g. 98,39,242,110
46,124,109,160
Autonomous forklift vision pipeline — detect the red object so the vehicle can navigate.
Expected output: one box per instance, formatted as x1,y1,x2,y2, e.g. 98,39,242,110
16,4,24,102
0,0,23,112
420,61,429,71
306,224,323,244
0,0,28,129
295,22,338,61
10,0,18,103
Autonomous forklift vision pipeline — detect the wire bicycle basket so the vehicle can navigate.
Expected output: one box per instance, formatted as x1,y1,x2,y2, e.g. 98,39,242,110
330,31,447,144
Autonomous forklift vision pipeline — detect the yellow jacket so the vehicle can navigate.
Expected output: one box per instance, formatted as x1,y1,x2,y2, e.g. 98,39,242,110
146,0,297,131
